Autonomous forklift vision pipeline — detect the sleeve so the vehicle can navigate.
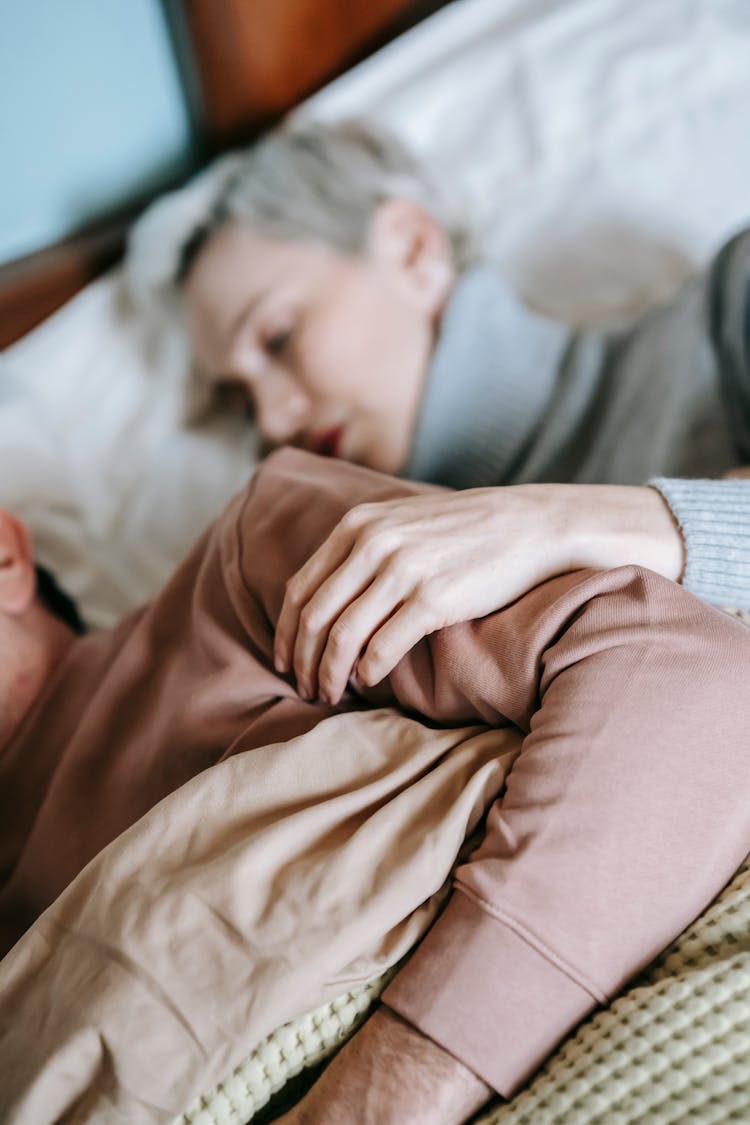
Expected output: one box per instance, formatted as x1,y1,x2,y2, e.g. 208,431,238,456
647,227,750,606
650,476,750,608
383,562,750,1097
238,449,750,1098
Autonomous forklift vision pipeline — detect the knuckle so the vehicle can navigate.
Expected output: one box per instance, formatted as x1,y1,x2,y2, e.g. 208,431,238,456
341,504,372,532
327,618,352,653
384,550,416,582
415,579,440,612
356,532,382,565
364,636,389,669
298,604,322,634
375,528,400,554
284,574,305,606
358,525,399,562
356,522,381,547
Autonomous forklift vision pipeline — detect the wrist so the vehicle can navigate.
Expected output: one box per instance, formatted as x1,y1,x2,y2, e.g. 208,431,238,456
561,484,685,582
377,1007,492,1123
289,1006,492,1125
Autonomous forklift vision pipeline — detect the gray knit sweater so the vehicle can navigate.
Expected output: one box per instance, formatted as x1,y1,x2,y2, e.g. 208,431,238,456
405,228,750,608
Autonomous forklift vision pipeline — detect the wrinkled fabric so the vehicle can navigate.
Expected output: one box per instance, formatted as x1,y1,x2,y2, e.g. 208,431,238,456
2,450,750,1119
0,710,513,1124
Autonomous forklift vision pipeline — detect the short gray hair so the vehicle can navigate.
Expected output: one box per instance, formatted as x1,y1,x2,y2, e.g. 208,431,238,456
176,119,477,282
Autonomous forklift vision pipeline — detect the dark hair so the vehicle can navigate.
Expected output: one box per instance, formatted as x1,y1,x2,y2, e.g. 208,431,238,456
35,565,86,635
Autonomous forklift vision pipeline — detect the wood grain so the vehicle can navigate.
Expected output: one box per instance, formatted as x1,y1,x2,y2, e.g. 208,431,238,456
0,0,450,347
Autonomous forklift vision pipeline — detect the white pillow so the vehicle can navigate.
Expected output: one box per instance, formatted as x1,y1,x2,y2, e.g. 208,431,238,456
3,0,750,624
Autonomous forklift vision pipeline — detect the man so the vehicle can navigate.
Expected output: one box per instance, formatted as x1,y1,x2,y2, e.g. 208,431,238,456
2,448,750,1123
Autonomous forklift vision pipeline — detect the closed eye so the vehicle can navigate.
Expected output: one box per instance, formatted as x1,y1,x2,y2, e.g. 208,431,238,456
265,324,293,357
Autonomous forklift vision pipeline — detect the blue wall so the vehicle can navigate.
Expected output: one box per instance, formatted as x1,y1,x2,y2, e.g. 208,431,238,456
0,0,193,264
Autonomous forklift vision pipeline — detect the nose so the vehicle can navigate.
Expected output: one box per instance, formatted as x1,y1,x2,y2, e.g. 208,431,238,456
251,370,311,446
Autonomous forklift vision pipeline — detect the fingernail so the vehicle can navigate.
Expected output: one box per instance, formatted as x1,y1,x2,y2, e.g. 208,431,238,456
274,653,285,674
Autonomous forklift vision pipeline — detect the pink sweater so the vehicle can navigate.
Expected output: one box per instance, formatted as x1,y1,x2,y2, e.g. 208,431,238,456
3,448,750,1099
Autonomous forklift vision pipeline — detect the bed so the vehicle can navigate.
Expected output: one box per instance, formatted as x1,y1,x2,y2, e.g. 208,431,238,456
1,0,750,1120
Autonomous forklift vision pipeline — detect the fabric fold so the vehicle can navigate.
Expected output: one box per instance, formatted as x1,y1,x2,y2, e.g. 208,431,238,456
384,891,598,1097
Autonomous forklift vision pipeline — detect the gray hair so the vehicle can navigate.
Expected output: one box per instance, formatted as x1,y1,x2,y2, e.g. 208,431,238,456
175,119,477,282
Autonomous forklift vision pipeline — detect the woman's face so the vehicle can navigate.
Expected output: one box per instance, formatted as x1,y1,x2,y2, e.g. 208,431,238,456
184,203,453,475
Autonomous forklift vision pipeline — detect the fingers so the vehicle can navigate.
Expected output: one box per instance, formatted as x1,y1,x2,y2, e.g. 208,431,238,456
290,562,379,700
288,529,431,702
314,573,404,704
274,524,355,675
339,600,435,697
274,495,481,703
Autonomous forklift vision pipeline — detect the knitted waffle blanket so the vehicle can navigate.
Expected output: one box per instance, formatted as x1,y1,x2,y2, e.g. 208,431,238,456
180,857,750,1125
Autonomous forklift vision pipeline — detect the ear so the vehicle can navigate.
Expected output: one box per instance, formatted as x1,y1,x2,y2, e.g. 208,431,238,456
0,512,36,615
366,198,455,317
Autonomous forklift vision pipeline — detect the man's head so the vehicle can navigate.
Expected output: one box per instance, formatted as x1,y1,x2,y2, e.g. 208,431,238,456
178,121,474,475
0,512,77,747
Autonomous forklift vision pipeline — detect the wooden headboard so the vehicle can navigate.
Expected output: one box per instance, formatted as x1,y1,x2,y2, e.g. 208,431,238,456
0,0,451,350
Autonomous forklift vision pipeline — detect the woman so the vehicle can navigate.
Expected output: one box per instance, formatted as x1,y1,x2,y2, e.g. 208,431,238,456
130,119,750,703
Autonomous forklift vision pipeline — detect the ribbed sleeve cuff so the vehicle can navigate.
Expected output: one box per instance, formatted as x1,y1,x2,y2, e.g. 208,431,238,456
382,891,597,1098
649,478,750,609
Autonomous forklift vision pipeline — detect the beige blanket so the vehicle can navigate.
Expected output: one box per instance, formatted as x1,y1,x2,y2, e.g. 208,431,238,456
0,708,519,1123
178,855,750,1125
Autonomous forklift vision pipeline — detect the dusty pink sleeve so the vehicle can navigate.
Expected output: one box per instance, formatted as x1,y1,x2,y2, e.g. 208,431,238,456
383,565,750,1095
242,450,750,1097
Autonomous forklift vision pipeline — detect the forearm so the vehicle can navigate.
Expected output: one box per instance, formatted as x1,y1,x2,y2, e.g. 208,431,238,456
276,1007,492,1125
528,476,750,611
386,565,750,1095
520,482,685,584
272,471,689,704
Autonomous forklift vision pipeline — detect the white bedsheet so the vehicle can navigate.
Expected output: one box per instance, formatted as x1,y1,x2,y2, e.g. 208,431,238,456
2,0,750,625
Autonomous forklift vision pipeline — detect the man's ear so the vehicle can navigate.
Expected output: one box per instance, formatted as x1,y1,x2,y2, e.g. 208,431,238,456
367,198,455,317
0,512,36,615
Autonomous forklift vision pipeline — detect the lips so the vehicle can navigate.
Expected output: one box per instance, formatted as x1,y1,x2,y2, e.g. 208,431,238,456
306,426,344,458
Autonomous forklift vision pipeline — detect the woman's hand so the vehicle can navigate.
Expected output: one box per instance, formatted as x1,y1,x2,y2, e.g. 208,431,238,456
274,483,684,704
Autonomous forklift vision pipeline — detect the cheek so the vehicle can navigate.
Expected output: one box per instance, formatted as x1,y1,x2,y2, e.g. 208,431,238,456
186,295,223,379
300,280,419,407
